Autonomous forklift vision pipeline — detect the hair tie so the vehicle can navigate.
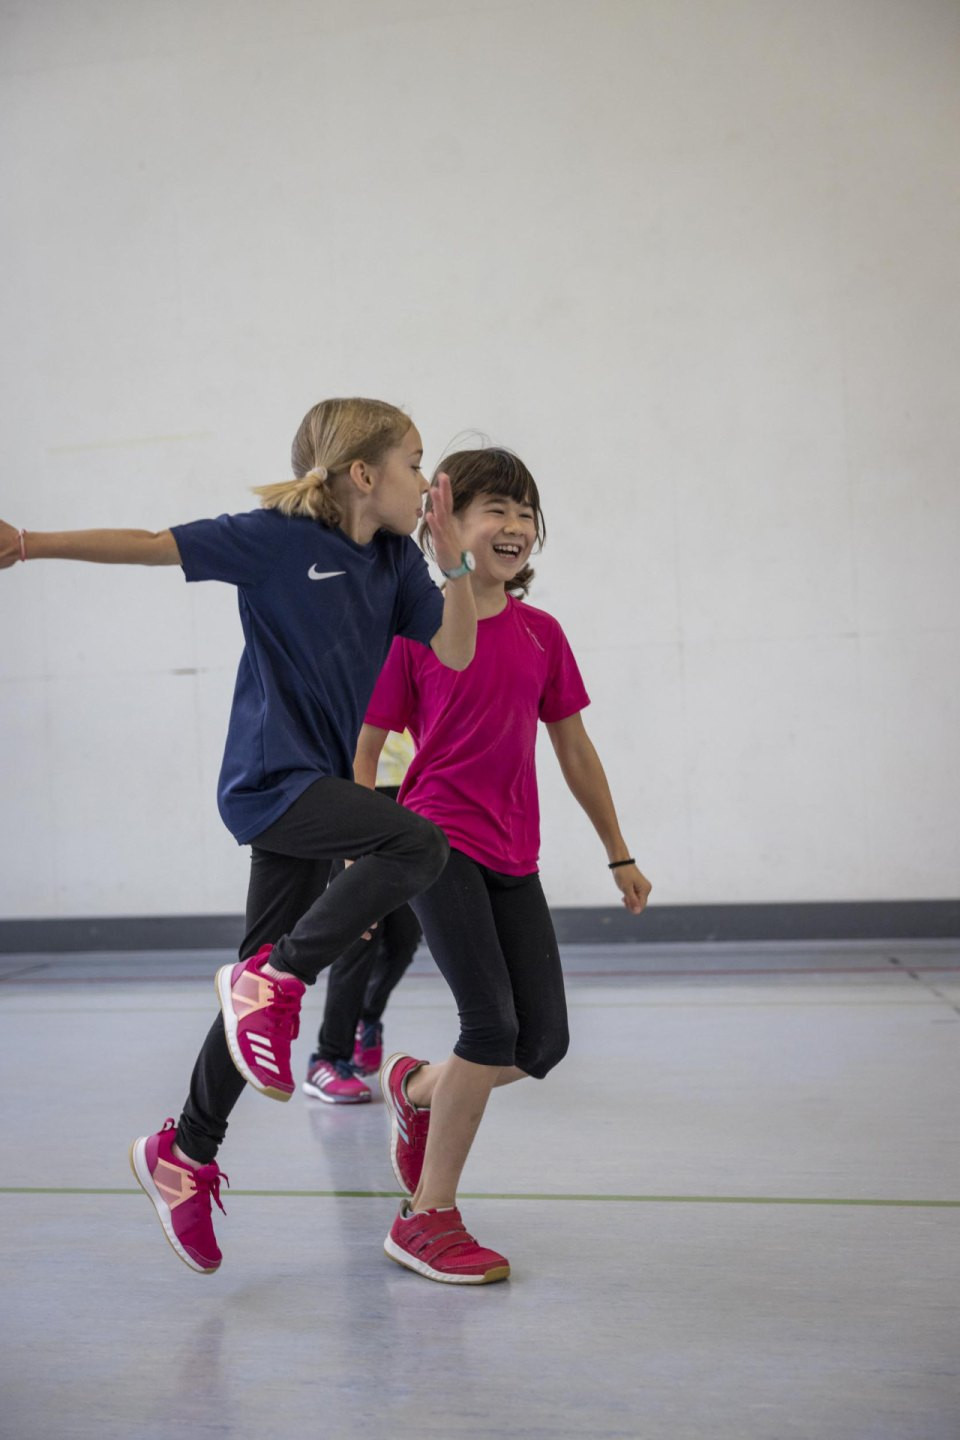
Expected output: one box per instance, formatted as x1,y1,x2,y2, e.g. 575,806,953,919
305,465,328,484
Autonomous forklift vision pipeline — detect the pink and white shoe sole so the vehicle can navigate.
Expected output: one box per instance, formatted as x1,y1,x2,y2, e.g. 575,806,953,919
129,1137,218,1275
302,1076,372,1104
380,1052,418,1193
215,965,292,1102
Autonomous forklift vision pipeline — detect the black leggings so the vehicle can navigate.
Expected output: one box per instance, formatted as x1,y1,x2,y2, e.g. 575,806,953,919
316,898,422,1061
410,848,569,1079
360,904,422,1024
315,785,423,1062
176,777,448,1162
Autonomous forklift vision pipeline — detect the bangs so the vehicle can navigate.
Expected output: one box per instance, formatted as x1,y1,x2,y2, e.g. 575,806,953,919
476,452,539,510
440,448,544,529
477,477,539,509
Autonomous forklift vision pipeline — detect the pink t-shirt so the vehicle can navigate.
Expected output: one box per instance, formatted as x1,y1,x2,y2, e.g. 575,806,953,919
364,595,590,875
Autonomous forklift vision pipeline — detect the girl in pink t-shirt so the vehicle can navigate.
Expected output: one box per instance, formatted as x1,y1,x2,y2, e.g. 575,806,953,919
356,447,653,1285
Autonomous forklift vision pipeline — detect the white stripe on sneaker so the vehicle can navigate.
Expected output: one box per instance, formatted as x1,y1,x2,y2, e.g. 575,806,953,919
247,1033,282,1075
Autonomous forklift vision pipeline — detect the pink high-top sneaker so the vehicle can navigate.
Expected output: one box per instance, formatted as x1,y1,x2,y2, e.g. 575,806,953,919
130,1119,228,1274
216,945,304,1100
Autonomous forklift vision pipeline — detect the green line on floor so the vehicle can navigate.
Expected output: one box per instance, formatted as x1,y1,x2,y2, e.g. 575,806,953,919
1,1187,958,1208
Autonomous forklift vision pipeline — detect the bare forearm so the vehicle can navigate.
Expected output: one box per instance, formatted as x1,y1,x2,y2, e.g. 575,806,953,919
423,470,475,670
430,577,477,671
557,739,631,861
353,726,388,789
17,528,180,566
549,714,651,914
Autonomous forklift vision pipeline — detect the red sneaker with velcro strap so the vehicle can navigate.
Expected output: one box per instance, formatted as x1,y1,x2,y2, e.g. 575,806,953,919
216,945,304,1100
385,1202,510,1285
380,1052,431,1193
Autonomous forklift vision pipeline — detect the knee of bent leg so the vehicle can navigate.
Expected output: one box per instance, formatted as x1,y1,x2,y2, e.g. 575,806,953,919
517,1022,569,1080
457,1002,520,1068
406,814,449,886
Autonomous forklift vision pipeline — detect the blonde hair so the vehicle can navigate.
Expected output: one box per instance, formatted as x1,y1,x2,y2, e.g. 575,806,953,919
253,397,412,526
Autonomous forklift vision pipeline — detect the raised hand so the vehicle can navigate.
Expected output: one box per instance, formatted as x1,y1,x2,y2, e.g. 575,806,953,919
423,473,466,575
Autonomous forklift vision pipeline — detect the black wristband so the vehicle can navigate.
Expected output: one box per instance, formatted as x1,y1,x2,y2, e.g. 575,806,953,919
608,858,635,870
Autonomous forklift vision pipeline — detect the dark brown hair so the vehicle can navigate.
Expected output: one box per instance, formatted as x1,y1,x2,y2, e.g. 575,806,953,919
419,448,546,597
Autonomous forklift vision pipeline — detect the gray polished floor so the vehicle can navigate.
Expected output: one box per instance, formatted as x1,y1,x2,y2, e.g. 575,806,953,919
1,941,958,1440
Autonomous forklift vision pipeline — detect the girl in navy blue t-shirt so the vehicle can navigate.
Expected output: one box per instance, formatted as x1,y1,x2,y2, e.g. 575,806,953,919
0,396,477,1273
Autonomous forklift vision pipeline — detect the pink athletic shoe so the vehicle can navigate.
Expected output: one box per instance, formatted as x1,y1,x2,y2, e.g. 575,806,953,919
129,1118,228,1274
352,1020,383,1076
302,1055,372,1104
216,945,304,1100
385,1203,510,1285
380,1052,430,1194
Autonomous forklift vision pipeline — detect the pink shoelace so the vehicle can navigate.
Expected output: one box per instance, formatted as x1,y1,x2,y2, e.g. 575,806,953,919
194,1166,230,1216
260,978,301,1041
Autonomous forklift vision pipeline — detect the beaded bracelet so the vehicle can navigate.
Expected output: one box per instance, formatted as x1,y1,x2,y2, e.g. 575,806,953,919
17,529,27,562
608,858,636,870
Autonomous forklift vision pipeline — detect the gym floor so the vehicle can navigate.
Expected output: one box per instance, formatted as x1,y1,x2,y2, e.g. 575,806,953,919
1,940,958,1440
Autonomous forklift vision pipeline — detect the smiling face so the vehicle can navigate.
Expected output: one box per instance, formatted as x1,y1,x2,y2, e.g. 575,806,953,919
457,491,539,586
419,447,545,596
369,425,429,535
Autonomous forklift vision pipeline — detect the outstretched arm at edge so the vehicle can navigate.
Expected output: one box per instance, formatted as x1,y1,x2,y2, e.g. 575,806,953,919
0,519,181,569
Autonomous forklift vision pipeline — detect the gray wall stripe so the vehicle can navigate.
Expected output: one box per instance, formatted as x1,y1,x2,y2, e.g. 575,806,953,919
0,901,957,952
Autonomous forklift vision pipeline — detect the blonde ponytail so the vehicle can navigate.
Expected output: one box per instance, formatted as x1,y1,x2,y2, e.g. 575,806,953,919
253,398,411,528
253,465,341,526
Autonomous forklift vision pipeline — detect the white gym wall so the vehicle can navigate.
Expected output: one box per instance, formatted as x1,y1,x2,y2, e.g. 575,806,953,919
1,0,957,918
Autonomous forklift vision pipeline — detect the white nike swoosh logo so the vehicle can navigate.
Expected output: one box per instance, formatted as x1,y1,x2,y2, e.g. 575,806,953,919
308,567,346,581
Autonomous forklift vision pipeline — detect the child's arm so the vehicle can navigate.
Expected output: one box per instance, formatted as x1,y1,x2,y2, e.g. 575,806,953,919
545,711,652,915
423,474,477,672
0,519,181,568
430,565,476,671
353,725,389,789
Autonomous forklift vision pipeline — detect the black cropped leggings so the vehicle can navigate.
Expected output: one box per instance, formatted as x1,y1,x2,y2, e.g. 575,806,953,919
176,777,448,1163
410,847,569,1079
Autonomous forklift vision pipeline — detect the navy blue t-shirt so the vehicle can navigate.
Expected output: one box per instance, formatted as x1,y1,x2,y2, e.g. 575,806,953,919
170,509,444,844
